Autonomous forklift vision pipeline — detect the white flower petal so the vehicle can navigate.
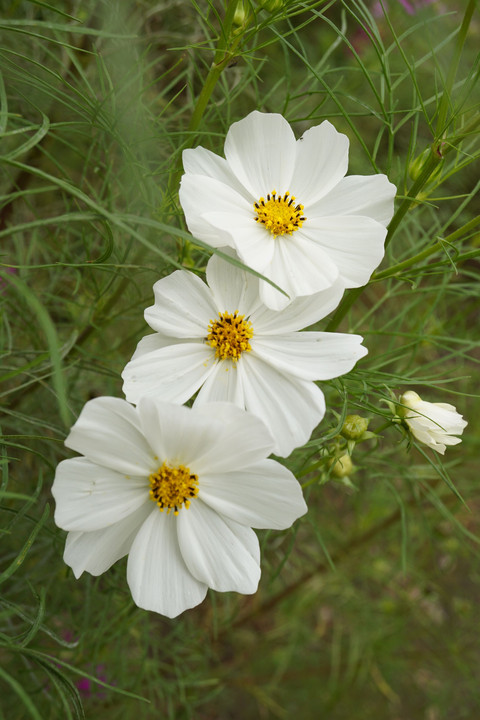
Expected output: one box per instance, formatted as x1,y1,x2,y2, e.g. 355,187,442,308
145,270,218,337
129,333,191,362
238,354,326,457
251,332,367,381
63,501,152,578
205,211,277,273
127,509,208,618
291,120,349,205
410,400,468,435
137,398,223,468
52,457,148,532
401,391,467,454
122,342,216,405
251,278,345,334
177,500,260,593
309,174,396,226
190,401,275,473
206,251,262,317
302,215,387,288
258,234,339,310
193,359,245,406
200,459,307,529
179,173,252,248
224,111,296,198
65,397,153,475
182,146,252,201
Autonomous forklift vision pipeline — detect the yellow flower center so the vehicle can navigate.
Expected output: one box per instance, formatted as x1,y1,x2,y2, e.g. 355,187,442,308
206,311,253,361
149,462,199,515
253,190,306,237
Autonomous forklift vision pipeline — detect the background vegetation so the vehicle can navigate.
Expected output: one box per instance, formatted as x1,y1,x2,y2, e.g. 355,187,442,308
1,0,479,718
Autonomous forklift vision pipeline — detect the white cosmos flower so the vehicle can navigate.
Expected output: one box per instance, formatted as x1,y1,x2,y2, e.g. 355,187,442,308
121,253,368,458
179,110,396,310
52,397,307,619
401,390,468,455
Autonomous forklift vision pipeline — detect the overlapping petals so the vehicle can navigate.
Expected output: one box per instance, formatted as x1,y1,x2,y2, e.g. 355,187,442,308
179,110,396,309
401,390,468,454
122,253,367,457
52,397,307,618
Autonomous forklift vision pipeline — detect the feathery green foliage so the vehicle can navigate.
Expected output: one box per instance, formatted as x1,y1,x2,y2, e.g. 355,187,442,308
1,0,479,717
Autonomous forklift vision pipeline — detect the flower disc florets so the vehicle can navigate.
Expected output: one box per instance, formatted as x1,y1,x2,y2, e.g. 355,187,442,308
149,462,199,515
206,311,253,360
254,190,306,237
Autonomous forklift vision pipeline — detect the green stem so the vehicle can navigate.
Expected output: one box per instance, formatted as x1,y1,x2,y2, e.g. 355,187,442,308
165,0,246,201
326,113,479,332
325,286,364,331
374,214,480,281
435,0,477,137
326,210,480,332
188,0,240,134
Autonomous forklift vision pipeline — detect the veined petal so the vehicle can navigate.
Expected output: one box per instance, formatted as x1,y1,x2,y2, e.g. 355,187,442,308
238,354,326,457
409,400,468,434
258,234,339,310
137,398,224,469
200,458,307,529
251,278,345,334
193,359,245,406
53,457,148,532
145,270,217,337
179,173,252,248
224,111,296,198
309,174,396,226
129,333,191,362
63,501,152,578
182,146,252,202
205,212,276,273
402,391,467,454
177,500,260,594
65,397,153,475
122,342,216,406
301,215,387,288
251,332,367,381
127,509,208,618
189,402,275,473
206,251,262,318
291,121,349,205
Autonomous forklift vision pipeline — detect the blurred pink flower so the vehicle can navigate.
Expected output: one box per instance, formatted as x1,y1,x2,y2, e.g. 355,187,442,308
76,664,111,700
372,0,439,15
0,266,16,294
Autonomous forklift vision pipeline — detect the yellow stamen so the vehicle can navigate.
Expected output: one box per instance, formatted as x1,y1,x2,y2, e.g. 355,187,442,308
253,190,306,237
149,462,199,515
206,311,253,361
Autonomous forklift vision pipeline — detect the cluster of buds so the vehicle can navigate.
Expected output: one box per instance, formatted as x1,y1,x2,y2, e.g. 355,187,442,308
317,414,376,490
317,389,467,490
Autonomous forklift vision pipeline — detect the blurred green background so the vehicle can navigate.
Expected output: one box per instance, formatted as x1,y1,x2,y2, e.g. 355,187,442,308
1,1,479,718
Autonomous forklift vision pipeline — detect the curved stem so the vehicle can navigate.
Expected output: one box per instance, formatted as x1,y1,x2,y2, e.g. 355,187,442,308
165,0,246,202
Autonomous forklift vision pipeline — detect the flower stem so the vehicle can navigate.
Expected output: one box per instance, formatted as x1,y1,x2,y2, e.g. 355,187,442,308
434,0,477,138
165,0,247,202
374,214,480,281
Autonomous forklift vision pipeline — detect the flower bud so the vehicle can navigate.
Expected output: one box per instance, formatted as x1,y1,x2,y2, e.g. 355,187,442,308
341,414,369,440
233,2,247,25
260,0,284,12
330,454,353,478
400,390,467,454
408,148,442,182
